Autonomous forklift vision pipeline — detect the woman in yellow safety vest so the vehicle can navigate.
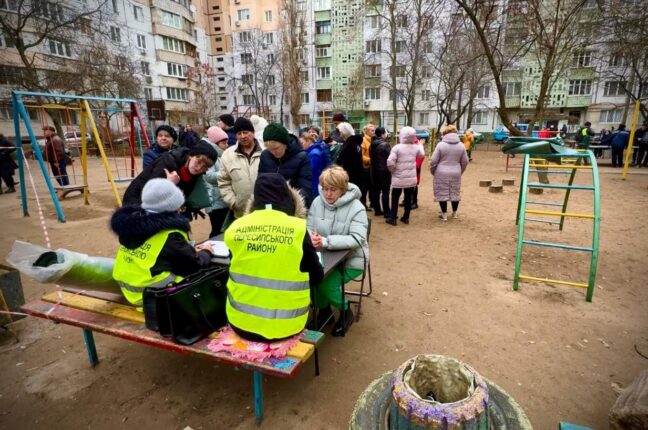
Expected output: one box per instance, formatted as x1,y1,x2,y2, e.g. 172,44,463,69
224,173,324,342
111,178,214,307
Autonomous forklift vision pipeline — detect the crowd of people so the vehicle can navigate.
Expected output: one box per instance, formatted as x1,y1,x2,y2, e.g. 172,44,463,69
111,112,474,342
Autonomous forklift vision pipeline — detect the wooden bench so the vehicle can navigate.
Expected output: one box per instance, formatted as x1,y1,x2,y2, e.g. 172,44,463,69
21,289,325,423
54,184,87,199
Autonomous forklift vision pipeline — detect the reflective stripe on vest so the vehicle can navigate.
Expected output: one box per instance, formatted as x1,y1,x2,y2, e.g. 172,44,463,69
224,209,309,340
112,229,187,306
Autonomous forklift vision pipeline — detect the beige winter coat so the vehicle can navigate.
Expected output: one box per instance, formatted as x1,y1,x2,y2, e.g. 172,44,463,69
217,142,262,218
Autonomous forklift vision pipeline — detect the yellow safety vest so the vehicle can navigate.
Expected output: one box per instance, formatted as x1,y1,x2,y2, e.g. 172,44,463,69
224,209,310,340
112,229,186,306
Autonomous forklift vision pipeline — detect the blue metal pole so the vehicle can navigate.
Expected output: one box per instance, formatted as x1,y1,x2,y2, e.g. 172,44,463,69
13,90,137,105
82,329,99,367
13,93,66,222
253,371,263,424
12,93,28,216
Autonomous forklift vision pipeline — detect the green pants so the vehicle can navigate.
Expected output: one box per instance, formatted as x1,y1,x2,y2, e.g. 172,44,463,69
315,267,364,310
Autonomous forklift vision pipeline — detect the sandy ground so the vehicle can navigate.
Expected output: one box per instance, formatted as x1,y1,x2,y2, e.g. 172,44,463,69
0,146,647,429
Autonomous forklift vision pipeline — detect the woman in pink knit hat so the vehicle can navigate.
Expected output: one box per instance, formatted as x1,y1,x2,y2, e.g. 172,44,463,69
202,126,231,236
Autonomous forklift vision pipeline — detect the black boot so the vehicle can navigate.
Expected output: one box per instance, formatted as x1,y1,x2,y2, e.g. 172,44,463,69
307,306,333,331
7,187,15,193
332,307,354,337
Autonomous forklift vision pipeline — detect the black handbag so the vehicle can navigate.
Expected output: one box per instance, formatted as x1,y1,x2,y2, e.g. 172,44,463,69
143,266,228,345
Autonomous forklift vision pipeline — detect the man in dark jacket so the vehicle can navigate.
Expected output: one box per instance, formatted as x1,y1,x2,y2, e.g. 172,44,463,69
43,126,69,186
179,124,199,148
369,127,391,216
217,114,237,147
111,178,214,306
259,123,314,206
143,125,178,168
336,134,364,190
0,134,17,193
610,123,630,168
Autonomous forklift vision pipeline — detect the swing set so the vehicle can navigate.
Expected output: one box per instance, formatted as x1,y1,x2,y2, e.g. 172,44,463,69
11,91,152,223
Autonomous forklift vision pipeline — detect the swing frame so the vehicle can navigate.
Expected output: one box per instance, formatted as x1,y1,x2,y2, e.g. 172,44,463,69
11,91,151,223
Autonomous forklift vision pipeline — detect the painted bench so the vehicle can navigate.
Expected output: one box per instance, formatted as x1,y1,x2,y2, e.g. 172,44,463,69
20,289,325,423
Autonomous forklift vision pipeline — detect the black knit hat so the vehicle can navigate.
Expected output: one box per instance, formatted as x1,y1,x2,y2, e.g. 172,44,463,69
156,125,178,142
346,134,363,146
332,112,346,122
233,117,255,134
263,122,289,145
218,114,235,127
188,140,218,162
253,173,295,216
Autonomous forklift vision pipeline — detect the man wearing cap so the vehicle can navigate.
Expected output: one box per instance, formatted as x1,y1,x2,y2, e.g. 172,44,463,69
259,122,313,206
143,125,178,168
111,178,214,306
217,114,237,147
224,173,324,341
217,117,262,218
43,125,69,186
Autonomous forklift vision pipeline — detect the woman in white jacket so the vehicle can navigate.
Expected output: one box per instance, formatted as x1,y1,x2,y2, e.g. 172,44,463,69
307,166,369,336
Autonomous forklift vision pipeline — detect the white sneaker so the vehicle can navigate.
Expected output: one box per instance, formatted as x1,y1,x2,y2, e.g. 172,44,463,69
438,214,447,222
452,212,458,219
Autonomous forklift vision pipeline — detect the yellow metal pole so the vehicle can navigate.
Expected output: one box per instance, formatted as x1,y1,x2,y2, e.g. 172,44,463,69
79,101,89,205
524,209,595,219
81,100,122,207
622,100,641,180
518,274,588,289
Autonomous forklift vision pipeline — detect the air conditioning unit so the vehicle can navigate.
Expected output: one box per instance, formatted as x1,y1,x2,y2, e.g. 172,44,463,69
235,21,240,27
364,100,370,107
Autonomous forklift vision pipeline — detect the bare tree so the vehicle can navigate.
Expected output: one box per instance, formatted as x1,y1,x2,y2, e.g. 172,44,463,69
279,0,306,130
186,62,220,127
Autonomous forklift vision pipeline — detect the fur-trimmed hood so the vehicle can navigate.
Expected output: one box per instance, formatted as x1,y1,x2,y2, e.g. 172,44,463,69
110,205,191,249
243,182,307,219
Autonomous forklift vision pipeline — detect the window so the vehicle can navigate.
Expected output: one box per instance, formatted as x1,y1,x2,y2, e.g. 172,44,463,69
37,1,65,21
301,70,309,82
0,32,15,48
604,81,626,97
268,53,276,63
0,65,22,85
265,10,272,22
572,51,592,67
390,65,406,78
473,111,487,124
263,32,274,45
424,41,434,54
365,88,380,100
144,88,153,100
268,75,275,85
316,21,331,34
396,15,408,27
568,79,591,95
298,114,310,126
366,39,381,53
421,90,431,101
134,5,144,21
317,89,332,102
141,61,150,75
584,0,598,8
110,26,121,43
477,85,490,98
167,62,188,77
609,53,628,67
241,74,253,84
365,64,381,78
316,45,331,57
162,36,185,53
503,81,522,96
171,0,189,7
419,112,429,124
269,95,277,105
421,66,432,78
389,90,405,102
366,15,380,29
160,10,182,28
241,53,252,64
78,17,92,35
394,40,406,53
243,94,255,104
137,34,146,49
239,31,252,43
47,39,71,57
237,9,250,21
599,109,623,123
314,0,331,10
317,67,331,79
0,0,18,11
301,92,310,103
165,87,189,101
112,0,118,13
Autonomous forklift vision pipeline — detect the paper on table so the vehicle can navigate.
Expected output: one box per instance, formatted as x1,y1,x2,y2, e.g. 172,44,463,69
203,240,230,258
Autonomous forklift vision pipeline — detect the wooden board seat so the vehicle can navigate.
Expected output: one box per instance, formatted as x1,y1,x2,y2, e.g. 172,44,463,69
53,184,87,199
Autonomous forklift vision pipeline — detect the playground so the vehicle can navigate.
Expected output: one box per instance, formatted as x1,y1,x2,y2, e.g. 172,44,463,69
0,145,646,428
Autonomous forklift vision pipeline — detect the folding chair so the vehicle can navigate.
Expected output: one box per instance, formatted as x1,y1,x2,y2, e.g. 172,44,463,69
344,217,372,322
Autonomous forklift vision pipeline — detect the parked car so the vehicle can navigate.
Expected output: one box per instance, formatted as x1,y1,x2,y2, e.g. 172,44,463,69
64,131,92,145
493,126,510,142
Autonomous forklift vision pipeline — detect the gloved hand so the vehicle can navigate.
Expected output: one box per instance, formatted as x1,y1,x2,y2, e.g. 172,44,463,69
192,209,206,220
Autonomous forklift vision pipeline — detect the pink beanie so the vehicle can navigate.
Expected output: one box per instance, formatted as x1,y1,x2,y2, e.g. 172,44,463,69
206,126,228,144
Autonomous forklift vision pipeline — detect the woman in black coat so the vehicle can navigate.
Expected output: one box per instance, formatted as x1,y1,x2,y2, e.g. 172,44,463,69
0,134,17,193
335,134,364,191
258,123,313,206
369,127,391,216
123,141,217,212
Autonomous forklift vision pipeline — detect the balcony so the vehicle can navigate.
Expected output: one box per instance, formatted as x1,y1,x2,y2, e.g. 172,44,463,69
315,33,331,46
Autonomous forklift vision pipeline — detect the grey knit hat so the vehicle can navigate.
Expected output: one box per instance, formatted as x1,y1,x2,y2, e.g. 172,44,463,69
141,178,185,213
